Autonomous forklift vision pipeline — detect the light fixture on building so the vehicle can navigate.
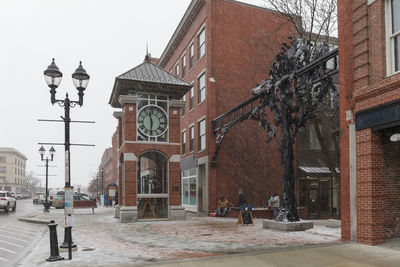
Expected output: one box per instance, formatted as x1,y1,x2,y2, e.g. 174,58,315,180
390,133,400,142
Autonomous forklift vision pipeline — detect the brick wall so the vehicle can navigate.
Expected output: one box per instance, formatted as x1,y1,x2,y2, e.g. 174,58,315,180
384,142,400,239
160,0,294,213
356,128,385,245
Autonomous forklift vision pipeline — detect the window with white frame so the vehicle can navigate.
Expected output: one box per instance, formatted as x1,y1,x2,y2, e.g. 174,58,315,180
0,167,6,173
175,63,180,77
182,54,186,78
198,119,206,151
189,125,194,152
182,168,197,207
182,130,186,155
0,157,5,163
189,43,194,69
198,28,205,59
198,72,206,103
182,95,186,116
189,87,194,110
387,0,400,74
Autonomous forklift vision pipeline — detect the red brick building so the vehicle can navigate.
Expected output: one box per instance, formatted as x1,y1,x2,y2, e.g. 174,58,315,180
98,147,117,195
339,0,400,245
109,57,192,222
157,0,294,214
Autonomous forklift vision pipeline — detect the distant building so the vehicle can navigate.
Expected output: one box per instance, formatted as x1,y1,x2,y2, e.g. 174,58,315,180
0,147,27,193
98,147,117,193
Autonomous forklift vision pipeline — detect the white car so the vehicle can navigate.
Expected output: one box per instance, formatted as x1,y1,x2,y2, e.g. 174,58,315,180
0,191,16,212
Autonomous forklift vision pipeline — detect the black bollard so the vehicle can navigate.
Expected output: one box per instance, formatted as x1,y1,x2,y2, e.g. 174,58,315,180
68,227,72,260
46,220,64,262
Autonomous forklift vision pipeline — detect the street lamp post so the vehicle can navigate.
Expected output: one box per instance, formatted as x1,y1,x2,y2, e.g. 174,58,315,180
43,58,90,250
101,168,104,197
39,146,55,212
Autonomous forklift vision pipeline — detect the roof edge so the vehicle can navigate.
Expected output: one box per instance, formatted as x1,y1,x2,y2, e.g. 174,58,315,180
158,0,205,67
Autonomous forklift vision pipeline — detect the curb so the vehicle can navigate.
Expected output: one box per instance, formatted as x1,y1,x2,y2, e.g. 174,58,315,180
18,217,49,225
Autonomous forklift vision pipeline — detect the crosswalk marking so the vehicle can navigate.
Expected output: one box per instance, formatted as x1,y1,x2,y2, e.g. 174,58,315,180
0,223,10,229
0,234,29,243
0,229,34,238
0,256,9,262
0,239,23,248
0,246,16,254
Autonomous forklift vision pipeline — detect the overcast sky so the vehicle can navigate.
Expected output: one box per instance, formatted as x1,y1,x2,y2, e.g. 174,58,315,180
0,0,262,189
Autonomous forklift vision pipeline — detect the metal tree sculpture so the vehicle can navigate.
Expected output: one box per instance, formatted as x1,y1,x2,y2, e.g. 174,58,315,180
250,38,335,222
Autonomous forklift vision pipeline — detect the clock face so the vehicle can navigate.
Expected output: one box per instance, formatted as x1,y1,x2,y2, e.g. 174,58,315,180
137,105,168,137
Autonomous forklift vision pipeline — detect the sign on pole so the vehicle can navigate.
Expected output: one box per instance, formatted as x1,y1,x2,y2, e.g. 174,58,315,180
65,150,69,184
64,187,74,227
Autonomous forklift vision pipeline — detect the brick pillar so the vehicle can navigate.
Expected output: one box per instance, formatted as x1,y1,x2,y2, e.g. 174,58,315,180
169,161,181,206
124,159,137,206
123,104,137,141
118,157,123,205
356,128,385,245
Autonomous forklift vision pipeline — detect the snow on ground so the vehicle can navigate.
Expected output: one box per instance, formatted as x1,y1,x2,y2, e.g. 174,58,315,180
19,207,342,266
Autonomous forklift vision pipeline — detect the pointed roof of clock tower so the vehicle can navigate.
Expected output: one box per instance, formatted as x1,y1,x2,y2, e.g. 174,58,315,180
109,54,192,108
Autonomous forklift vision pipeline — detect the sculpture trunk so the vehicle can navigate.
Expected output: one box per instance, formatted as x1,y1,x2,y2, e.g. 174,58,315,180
280,102,299,222
281,138,299,221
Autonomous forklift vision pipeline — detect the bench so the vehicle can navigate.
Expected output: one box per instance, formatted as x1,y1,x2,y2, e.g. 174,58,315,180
73,200,95,214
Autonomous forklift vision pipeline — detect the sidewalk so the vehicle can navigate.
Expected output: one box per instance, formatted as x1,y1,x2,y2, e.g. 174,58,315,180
16,207,400,266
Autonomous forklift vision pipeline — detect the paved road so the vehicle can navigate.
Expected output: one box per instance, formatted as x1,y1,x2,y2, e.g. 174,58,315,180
0,199,47,266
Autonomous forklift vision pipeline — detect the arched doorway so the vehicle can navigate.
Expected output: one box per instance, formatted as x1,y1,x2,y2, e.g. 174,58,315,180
137,151,168,219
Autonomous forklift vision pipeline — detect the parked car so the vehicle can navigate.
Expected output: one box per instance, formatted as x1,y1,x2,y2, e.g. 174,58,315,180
0,191,16,212
51,192,97,209
33,192,44,204
13,193,23,200
52,195,64,209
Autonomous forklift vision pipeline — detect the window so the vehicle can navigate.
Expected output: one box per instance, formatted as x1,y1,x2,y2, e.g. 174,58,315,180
198,119,206,151
0,157,5,163
189,43,194,69
189,87,194,110
387,0,400,74
198,28,206,59
189,126,194,152
309,126,321,150
182,54,186,78
182,95,186,116
182,131,186,154
175,63,180,77
198,72,206,103
182,168,197,207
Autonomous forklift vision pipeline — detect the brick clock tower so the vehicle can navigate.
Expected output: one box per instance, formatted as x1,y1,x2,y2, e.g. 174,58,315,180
109,56,192,222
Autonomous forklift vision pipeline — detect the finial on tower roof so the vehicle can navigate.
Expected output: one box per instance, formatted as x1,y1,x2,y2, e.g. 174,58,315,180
144,42,151,62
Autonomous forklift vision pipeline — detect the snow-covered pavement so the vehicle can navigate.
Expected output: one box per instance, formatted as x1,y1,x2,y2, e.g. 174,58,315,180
17,207,341,266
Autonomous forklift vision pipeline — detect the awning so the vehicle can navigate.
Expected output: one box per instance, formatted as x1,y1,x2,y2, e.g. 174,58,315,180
299,166,340,174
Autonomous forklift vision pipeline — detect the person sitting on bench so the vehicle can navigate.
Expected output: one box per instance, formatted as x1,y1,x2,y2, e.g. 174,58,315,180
217,196,233,217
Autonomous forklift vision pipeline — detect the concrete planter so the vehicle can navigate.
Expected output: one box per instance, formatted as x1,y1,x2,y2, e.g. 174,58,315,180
169,206,186,221
263,219,313,231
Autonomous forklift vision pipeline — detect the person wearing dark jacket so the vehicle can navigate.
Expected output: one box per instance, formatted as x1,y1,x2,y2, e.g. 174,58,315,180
238,188,246,211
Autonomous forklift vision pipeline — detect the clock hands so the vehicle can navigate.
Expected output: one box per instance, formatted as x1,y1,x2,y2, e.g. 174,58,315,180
149,107,154,131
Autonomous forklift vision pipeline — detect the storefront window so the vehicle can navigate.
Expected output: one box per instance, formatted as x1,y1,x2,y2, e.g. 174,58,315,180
299,175,340,218
182,168,197,207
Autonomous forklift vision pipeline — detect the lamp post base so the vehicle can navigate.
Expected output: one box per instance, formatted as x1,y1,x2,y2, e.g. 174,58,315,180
60,227,77,249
